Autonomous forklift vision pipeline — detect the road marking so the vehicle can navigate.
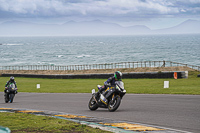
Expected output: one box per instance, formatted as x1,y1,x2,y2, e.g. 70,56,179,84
0,108,13,110
55,114,89,118
100,122,164,131
15,110,43,113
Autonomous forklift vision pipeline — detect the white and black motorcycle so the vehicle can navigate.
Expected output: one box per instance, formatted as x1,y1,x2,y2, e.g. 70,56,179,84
88,81,126,112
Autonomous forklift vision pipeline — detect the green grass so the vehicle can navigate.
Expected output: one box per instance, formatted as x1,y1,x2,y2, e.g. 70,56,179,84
0,71,200,94
0,112,110,133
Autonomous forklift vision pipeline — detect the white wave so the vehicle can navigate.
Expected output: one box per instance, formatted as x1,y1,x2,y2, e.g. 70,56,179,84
57,55,64,58
37,62,55,66
3,43,24,46
76,54,91,58
37,62,42,64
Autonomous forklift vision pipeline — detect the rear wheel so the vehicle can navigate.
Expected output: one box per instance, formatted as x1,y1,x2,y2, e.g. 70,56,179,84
88,97,98,111
108,95,121,112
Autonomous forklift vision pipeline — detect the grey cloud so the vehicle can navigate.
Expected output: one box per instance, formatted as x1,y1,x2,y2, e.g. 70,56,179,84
0,0,199,20
139,0,146,2
166,0,200,16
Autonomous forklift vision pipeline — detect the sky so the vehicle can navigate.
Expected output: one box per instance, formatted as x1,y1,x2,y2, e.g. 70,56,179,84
0,0,200,29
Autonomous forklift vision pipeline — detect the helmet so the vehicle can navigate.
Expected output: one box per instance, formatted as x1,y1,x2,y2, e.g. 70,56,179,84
10,76,14,82
114,71,122,81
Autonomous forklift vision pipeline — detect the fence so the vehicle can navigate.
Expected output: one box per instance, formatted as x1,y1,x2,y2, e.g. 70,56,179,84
0,61,200,71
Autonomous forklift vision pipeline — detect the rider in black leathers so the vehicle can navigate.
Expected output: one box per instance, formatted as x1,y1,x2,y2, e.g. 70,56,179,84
4,76,18,93
98,71,122,94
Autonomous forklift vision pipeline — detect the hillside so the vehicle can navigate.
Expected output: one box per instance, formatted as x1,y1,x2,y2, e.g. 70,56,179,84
0,19,199,36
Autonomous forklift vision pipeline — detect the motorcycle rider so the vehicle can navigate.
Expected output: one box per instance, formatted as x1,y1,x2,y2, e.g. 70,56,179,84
97,71,122,95
4,76,18,94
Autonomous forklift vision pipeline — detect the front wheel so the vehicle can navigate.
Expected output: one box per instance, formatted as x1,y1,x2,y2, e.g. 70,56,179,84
9,94,15,103
4,93,9,103
108,95,121,112
88,97,98,111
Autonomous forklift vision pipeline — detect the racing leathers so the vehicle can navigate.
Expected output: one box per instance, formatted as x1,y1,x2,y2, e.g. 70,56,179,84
4,80,18,93
99,76,121,93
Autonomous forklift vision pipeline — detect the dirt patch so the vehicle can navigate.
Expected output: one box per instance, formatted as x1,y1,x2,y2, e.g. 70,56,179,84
0,66,195,75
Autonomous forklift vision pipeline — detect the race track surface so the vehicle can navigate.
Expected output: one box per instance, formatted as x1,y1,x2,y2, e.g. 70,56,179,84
0,92,199,133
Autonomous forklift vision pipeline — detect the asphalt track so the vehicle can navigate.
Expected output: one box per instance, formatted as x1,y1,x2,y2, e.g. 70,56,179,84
0,92,199,133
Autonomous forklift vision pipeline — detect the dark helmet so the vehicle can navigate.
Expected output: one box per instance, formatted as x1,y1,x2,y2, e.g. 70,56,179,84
10,76,14,82
114,71,122,81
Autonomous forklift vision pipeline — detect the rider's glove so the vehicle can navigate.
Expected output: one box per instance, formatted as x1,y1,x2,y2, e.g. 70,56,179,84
105,83,111,87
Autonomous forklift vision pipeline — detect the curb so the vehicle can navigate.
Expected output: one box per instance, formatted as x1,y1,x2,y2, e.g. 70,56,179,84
0,108,187,133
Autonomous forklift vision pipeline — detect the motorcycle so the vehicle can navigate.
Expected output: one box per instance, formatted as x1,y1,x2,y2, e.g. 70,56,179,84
4,83,18,103
88,81,126,112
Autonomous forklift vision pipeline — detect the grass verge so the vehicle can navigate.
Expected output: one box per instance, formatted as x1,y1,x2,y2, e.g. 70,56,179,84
0,112,110,133
0,71,199,94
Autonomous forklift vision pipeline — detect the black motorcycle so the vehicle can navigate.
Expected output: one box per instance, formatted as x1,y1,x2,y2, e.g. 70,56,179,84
88,81,126,112
4,83,17,103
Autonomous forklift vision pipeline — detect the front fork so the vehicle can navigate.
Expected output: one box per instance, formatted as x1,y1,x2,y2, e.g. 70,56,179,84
92,93,99,104
112,93,115,100
110,93,120,104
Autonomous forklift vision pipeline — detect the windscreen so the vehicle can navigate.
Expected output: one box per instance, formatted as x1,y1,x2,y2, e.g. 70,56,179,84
115,81,124,90
9,83,16,89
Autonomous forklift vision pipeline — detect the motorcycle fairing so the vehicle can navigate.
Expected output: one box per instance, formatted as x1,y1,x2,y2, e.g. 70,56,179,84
104,87,115,99
100,94,108,105
100,87,116,105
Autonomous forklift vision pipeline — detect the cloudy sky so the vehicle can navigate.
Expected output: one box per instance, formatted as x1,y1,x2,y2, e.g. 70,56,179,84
0,0,200,29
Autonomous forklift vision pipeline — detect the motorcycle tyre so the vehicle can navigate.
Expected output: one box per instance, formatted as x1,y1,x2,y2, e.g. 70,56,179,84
88,97,98,111
9,94,15,103
108,95,121,112
4,93,9,103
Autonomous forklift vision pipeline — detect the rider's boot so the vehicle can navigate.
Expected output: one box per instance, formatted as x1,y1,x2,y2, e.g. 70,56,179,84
96,85,103,99
95,91,101,99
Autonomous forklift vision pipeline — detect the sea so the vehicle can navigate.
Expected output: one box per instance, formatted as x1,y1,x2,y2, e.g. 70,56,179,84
0,34,200,67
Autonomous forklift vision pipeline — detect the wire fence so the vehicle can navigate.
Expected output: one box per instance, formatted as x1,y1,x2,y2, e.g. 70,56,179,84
0,61,200,71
